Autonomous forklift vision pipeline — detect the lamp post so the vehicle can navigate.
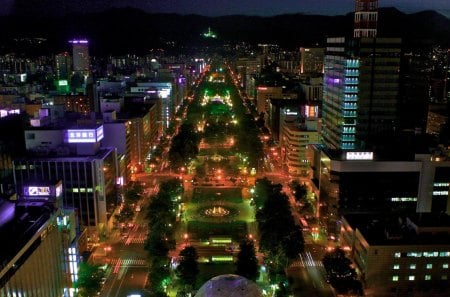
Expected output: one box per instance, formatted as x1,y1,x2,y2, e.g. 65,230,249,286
183,233,189,247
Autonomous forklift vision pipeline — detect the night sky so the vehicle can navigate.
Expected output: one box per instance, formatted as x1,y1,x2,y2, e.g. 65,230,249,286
2,0,450,17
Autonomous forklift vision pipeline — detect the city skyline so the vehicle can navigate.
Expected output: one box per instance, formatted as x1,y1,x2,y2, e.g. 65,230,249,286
4,0,450,17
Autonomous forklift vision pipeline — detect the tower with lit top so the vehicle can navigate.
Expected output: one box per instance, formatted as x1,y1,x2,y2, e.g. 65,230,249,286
322,0,401,150
69,39,90,77
354,0,378,38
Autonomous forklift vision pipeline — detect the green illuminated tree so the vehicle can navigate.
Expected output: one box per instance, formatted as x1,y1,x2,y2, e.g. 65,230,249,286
74,262,105,297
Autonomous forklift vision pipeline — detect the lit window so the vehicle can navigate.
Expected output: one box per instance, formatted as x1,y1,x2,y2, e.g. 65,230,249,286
443,264,449,269
426,264,432,269
394,252,401,258
407,252,422,257
410,264,416,269
408,276,415,281
439,252,450,257
441,275,448,280
425,275,431,280
392,276,399,282
393,264,400,270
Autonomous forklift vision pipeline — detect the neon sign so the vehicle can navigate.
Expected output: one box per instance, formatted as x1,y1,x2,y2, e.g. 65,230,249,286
66,126,104,143
346,152,373,160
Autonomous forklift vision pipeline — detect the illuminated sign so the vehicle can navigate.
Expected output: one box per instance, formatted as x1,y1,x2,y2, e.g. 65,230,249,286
305,105,318,118
58,80,68,86
258,87,268,91
158,88,171,99
66,126,104,143
26,186,51,196
69,39,88,44
96,126,104,141
346,152,373,160
285,108,297,115
0,109,20,118
56,184,63,197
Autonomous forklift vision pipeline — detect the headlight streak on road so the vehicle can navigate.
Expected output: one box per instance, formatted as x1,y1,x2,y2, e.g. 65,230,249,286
113,258,122,274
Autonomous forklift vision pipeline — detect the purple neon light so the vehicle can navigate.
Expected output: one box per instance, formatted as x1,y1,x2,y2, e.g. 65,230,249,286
69,39,89,44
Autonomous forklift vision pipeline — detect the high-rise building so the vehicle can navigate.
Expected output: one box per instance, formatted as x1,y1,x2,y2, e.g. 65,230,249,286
69,39,90,77
55,52,72,80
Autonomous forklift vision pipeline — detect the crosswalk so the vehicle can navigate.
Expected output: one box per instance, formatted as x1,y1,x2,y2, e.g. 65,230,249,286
110,258,147,266
290,252,323,268
122,236,146,244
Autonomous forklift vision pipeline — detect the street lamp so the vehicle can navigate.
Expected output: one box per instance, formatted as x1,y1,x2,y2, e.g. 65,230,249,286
183,233,189,246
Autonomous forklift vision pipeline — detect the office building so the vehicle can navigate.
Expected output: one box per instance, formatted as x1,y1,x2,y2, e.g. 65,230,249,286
0,188,82,297
322,0,401,150
340,213,449,297
322,37,401,150
14,123,119,233
129,82,173,131
55,52,72,81
299,76,323,101
312,146,450,237
299,47,324,75
281,117,321,176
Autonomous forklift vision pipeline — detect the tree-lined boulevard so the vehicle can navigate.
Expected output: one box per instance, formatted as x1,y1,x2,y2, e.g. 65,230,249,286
91,63,347,297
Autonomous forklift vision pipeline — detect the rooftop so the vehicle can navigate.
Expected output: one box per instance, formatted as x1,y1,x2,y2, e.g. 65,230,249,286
0,199,55,271
344,213,450,246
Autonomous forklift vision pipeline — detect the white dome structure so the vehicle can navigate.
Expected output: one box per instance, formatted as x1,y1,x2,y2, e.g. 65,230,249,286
195,274,262,297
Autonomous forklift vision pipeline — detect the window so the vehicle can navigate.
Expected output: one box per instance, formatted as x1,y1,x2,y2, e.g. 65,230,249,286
443,264,449,269
392,276,399,282
410,264,416,270
426,264,432,269
441,275,448,280
393,264,400,270
408,276,415,281
394,252,401,258
407,252,422,257
425,275,431,280
439,251,450,257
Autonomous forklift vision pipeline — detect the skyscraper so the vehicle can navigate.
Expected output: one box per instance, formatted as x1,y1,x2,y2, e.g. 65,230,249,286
69,39,90,77
322,0,401,150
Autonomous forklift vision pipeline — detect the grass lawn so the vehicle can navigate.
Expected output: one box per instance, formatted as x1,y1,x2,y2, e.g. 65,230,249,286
192,187,243,204
187,220,247,240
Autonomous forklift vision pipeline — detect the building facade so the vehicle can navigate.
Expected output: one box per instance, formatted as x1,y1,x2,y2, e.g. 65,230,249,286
322,37,401,150
340,214,449,297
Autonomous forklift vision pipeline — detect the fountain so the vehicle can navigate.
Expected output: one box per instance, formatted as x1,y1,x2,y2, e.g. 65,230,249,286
204,206,230,217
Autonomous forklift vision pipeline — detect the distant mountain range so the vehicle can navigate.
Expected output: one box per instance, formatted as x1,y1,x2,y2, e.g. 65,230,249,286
0,7,449,56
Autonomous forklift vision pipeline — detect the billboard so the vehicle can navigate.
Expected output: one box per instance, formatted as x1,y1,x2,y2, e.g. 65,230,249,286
346,152,373,160
25,186,51,196
66,125,104,143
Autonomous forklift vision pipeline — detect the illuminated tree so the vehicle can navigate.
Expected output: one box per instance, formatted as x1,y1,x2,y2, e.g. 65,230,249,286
74,262,105,297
